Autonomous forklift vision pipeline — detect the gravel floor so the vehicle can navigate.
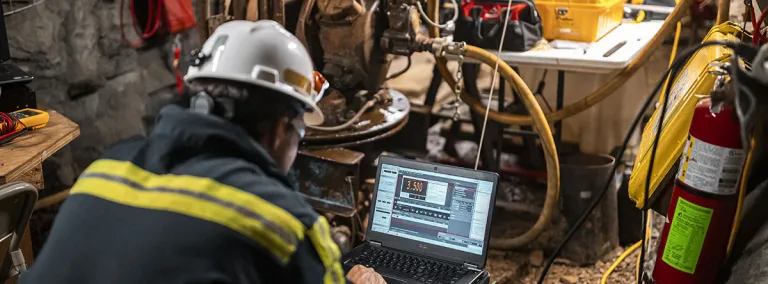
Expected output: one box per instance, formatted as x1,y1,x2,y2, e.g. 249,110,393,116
485,245,641,284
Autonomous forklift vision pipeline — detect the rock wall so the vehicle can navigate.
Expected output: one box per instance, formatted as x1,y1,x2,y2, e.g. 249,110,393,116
6,0,198,192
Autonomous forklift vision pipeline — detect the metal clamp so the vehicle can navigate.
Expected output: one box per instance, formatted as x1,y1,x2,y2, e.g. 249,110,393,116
707,62,733,114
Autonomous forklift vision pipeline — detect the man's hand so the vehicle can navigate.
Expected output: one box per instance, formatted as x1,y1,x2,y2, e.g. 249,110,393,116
346,265,386,284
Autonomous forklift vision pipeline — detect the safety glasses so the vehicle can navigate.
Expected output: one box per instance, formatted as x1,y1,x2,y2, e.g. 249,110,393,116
290,118,306,139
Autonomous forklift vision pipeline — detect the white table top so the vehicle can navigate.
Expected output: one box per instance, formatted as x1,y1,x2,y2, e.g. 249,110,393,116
459,21,664,74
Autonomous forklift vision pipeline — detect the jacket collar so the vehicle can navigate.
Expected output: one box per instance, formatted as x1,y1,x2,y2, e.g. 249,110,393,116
152,105,292,186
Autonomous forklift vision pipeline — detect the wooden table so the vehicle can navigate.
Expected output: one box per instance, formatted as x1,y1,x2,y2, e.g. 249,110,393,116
0,111,79,281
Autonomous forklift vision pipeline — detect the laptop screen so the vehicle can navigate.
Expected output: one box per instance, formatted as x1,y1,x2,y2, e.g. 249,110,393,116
370,162,494,255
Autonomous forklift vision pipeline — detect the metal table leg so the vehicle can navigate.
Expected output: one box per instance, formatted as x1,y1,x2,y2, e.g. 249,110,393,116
424,65,442,108
497,79,505,169
555,71,565,151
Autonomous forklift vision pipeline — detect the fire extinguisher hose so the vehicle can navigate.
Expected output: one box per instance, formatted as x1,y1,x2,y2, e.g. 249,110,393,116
427,0,693,125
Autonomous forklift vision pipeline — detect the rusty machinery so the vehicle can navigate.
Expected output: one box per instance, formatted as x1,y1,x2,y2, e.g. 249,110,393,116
194,0,464,252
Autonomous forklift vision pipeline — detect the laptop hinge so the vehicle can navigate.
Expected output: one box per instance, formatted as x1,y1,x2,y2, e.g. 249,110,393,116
370,241,382,246
463,263,480,271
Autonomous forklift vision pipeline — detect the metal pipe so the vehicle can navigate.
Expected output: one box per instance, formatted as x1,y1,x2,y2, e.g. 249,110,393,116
624,4,674,14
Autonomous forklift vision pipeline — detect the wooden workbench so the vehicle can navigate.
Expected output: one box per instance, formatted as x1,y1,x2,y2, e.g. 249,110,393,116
0,111,79,281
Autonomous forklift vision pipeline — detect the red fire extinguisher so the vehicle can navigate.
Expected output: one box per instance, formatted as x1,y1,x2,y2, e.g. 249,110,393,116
652,98,745,283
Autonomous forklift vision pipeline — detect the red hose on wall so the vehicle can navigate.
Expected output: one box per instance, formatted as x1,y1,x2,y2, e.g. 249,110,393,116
120,0,164,47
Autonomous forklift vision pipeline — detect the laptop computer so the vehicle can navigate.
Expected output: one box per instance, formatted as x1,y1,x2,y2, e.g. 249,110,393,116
342,156,499,284
0,4,33,85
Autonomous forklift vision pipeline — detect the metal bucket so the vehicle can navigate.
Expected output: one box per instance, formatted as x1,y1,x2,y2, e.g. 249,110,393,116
559,153,619,265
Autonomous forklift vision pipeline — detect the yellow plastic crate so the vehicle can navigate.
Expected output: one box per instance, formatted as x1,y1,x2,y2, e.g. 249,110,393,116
535,0,624,42
628,22,744,209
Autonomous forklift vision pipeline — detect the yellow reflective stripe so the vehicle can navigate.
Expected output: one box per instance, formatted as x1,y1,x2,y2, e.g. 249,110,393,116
84,159,305,238
71,159,305,264
308,217,345,284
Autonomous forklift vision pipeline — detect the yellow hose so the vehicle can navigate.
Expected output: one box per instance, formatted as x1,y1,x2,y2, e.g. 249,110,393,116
727,139,755,258
429,0,694,125
465,46,561,248
426,2,560,249
636,210,652,279
716,0,730,25
602,240,642,284
669,0,682,68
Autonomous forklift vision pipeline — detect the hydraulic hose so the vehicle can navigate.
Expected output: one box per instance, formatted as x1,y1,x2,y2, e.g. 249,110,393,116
466,45,561,249
426,2,560,249
308,99,378,132
601,240,642,284
427,0,694,125
727,139,755,258
716,0,730,25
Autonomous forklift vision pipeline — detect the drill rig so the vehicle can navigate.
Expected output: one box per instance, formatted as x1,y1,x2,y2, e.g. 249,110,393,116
195,0,467,252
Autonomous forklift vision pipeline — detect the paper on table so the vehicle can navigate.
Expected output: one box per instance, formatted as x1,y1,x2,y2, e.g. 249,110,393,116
549,40,591,50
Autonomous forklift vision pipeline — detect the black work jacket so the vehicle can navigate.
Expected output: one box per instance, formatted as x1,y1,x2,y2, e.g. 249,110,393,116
21,105,347,284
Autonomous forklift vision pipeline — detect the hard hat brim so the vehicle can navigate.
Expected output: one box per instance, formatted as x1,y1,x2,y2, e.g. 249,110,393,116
185,72,325,126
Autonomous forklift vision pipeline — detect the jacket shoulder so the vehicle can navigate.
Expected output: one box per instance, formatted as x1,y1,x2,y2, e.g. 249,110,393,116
171,156,320,227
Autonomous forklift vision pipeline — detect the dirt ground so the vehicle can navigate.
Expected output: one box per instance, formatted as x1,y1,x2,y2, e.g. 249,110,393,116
469,176,643,284
485,246,641,284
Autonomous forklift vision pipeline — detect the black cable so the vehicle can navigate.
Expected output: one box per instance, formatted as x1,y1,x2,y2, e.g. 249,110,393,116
637,50,679,284
0,127,27,146
537,41,756,284
385,56,413,82
535,70,554,112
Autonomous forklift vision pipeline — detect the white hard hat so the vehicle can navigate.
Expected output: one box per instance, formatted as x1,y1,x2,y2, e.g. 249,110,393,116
185,20,324,126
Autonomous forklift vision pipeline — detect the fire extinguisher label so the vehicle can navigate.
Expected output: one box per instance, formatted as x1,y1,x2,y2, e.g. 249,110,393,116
662,197,714,274
677,135,745,195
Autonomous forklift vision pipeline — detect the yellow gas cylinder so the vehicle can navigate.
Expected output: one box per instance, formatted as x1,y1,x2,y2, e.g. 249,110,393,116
628,22,746,208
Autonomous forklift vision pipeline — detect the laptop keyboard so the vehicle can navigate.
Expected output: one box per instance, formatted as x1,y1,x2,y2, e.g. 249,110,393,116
346,246,471,284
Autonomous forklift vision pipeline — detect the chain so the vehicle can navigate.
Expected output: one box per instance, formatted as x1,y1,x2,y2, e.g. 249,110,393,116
452,44,466,121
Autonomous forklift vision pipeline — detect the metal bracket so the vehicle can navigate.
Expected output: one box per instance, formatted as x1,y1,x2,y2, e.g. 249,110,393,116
291,148,365,218
707,61,734,114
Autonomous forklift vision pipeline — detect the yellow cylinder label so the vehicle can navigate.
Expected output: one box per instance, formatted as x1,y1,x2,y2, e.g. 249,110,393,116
661,197,713,274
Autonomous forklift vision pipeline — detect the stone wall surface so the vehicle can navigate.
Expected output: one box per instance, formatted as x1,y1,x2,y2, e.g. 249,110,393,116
5,0,198,192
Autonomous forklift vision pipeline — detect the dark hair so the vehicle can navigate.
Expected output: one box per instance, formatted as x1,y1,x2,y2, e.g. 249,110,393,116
190,79,304,140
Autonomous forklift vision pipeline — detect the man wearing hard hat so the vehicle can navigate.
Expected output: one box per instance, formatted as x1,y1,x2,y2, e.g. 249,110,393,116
21,20,384,284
